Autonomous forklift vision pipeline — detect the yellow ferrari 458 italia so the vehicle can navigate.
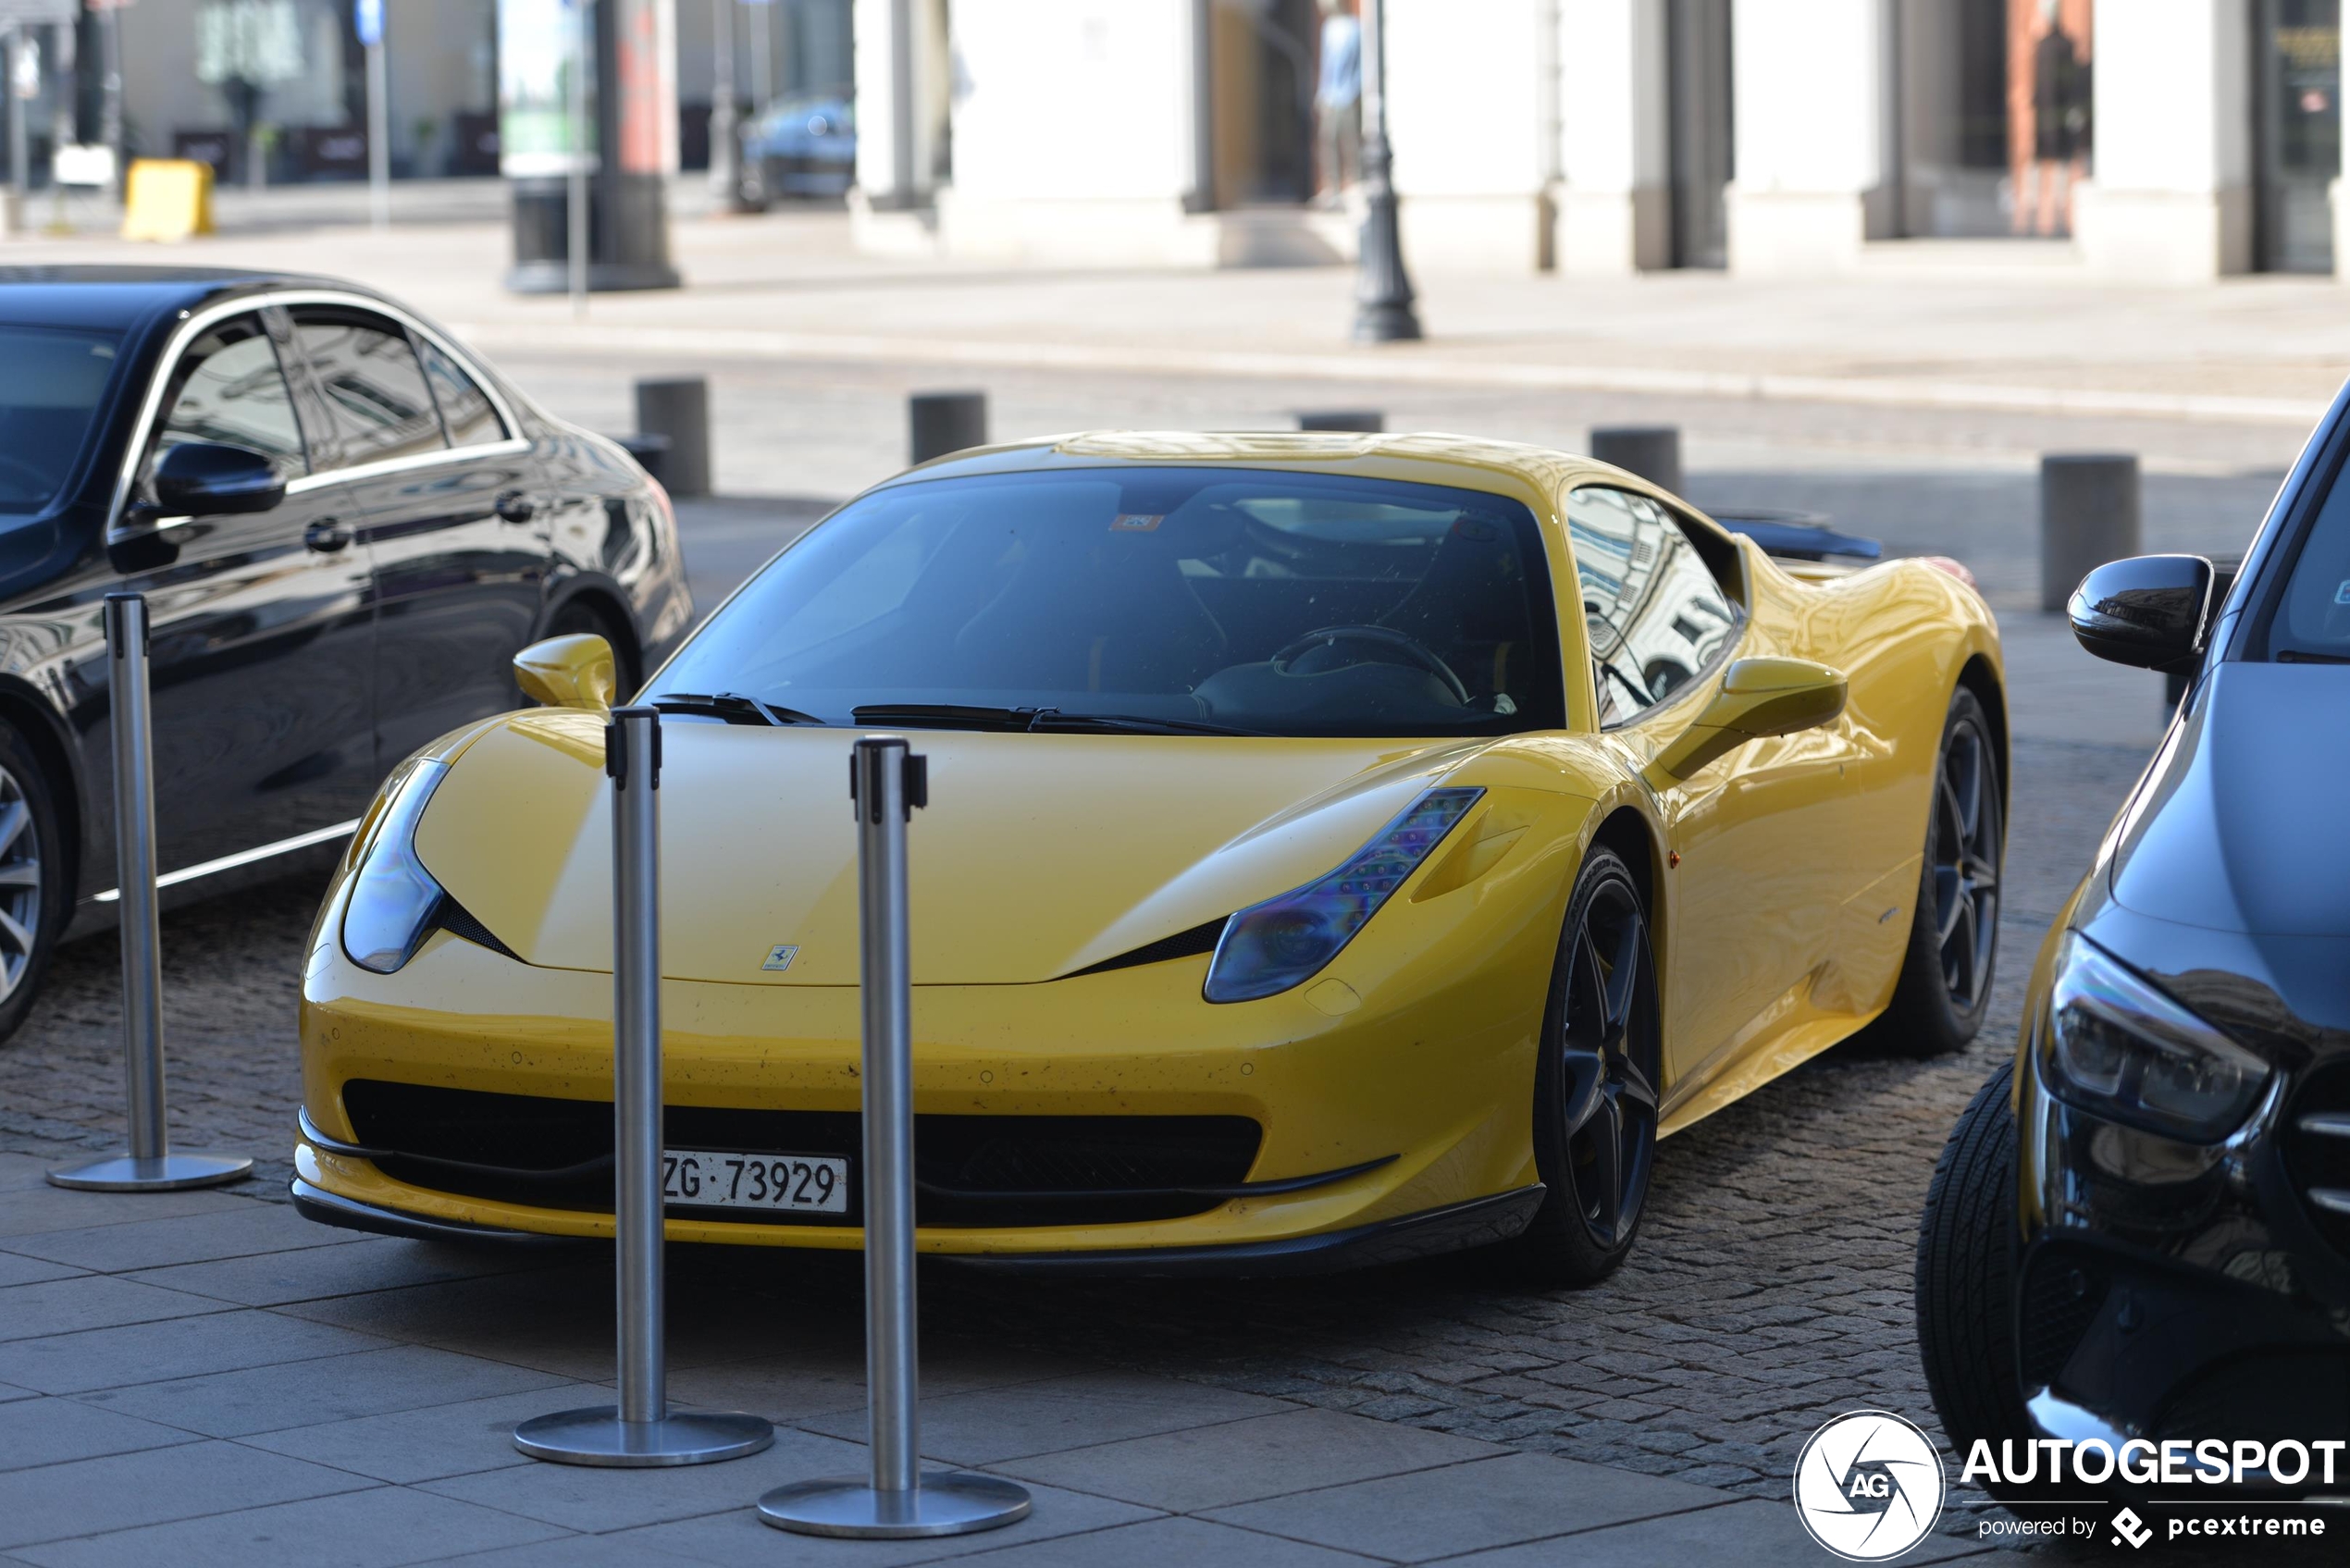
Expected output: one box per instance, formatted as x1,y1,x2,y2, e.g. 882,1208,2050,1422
293,432,2004,1282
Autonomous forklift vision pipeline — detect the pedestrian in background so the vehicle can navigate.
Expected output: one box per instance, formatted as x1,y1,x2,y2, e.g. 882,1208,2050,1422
1315,0,1361,208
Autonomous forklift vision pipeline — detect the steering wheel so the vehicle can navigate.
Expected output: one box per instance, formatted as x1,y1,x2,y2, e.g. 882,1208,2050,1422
1269,624,1471,707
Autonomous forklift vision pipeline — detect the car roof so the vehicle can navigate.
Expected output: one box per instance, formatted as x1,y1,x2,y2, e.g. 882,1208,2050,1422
0,265,365,332
880,429,1629,509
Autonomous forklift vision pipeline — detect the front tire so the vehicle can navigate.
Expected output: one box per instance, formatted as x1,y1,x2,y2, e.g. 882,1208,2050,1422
1503,846,1663,1288
1915,1060,2035,1491
0,721,68,1048
1871,685,2002,1056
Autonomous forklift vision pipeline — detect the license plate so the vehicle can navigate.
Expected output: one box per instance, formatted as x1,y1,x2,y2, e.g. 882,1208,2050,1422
662,1149,849,1214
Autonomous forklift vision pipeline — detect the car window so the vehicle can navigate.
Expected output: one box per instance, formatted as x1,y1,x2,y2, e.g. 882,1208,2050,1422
149,314,308,488
292,309,448,468
0,325,122,512
1569,486,1742,727
414,336,506,448
653,467,1565,738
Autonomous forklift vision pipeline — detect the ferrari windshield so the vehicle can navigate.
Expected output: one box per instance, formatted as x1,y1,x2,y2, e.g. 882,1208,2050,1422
659,466,1564,736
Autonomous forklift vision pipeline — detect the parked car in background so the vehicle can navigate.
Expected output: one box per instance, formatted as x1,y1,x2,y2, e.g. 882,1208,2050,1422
1916,386,2350,1502
0,266,693,1043
740,94,856,205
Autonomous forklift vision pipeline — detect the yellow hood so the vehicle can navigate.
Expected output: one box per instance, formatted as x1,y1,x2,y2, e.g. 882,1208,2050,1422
413,713,1489,985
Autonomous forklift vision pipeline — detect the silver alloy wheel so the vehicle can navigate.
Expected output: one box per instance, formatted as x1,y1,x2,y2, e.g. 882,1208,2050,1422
1930,717,2000,1014
0,763,41,1002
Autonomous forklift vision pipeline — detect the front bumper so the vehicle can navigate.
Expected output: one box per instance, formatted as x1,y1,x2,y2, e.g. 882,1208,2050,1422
2016,1036,2350,1455
297,907,1552,1262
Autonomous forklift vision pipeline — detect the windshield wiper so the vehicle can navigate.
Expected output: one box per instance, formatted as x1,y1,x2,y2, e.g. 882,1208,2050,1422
652,691,824,726
848,703,1257,736
1028,710,1260,736
2277,648,2350,664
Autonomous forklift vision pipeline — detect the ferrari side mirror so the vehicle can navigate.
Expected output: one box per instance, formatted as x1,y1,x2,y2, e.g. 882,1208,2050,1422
513,632,618,713
1649,657,1848,781
2068,554,2213,673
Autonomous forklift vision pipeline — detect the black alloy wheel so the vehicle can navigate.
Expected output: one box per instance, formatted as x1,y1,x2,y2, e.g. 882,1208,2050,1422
1506,846,1663,1286
1932,711,2000,1014
0,719,67,1049
1869,686,2004,1056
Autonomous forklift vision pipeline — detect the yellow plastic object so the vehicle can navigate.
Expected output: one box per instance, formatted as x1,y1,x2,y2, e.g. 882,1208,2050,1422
298,431,2005,1258
512,634,617,714
119,159,216,242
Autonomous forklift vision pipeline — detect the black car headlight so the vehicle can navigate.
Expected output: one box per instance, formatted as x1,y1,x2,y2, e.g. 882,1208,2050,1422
340,759,451,975
2041,932,2270,1142
1205,787,1481,1004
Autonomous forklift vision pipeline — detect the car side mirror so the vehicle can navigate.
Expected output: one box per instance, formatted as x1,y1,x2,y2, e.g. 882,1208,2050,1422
151,442,285,517
513,633,617,713
2068,554,2213,673
1649,657,1848,781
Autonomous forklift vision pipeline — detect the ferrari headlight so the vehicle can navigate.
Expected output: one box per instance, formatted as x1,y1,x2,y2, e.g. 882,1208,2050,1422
2041,932,2270,1142
1205,787,1481,1004
340,759,451,975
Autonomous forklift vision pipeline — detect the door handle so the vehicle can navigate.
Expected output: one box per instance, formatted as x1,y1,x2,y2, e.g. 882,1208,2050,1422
303,518,352,553
494,490,537,524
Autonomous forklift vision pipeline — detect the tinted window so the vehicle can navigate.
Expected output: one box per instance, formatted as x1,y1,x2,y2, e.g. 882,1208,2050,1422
0,326,120,512
151,315,307,486
416,336,505,448
654,467,1564,738
294,312,447,467
1570,486,1741,726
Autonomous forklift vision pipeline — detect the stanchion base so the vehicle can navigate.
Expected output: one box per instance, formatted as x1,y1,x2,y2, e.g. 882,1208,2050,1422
512,1406,773,1468
758,1474,1033,1538
46,1152,253,1191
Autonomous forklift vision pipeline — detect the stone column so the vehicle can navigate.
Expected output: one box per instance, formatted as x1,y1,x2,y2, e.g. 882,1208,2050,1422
2074,0,2254,282
1725,0,1896,276
1388,0,1555,273
1555,0,1669,276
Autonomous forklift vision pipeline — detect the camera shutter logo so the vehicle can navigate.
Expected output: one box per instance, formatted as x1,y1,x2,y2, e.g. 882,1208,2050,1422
1792,1410,1947,1562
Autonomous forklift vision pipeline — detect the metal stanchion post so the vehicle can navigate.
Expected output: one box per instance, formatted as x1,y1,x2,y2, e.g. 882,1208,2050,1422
760,739,1031,1539
49,596,250,1192
514,706,773,1466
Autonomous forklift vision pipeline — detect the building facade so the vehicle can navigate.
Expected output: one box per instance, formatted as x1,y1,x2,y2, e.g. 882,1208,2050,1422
9,0,847,188
856,0,2345,283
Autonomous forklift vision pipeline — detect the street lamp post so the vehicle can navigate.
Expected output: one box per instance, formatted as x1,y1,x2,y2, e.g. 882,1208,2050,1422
1351,0,1420,343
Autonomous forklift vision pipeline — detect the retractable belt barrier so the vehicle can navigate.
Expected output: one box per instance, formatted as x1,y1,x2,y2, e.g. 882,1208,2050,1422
758,737,1033,1538
513,705,775,1466
49,593,251,1193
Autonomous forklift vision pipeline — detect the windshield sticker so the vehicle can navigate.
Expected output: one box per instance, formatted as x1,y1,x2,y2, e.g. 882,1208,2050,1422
2334,579,2350,604
1109,513,1164,532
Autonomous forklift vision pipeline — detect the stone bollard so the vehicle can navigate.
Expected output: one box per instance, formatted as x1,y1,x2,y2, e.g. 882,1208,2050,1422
1590,426,1684,498
910,391,989,465
2041,454,2142,612
1297,410,1384,433
635,377,711,499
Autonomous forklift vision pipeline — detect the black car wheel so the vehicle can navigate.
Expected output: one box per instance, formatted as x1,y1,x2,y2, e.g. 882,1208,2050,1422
1505,846,1662,1287
0,721,67,1047
1916,1059,2039,1500
1871,686,2002,1056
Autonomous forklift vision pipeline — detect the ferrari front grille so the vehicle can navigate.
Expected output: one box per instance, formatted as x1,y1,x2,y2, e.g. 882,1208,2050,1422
339,1080,1263,1228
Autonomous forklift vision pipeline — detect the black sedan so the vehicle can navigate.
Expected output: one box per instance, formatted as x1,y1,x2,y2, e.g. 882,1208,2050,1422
0,266,691,1041
1915,389,2350,1511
